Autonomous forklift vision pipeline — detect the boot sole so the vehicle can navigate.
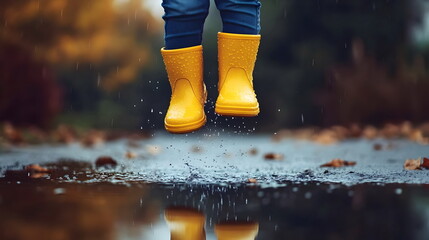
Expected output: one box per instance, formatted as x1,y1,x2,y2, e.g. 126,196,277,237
165,115,207,134
215,104,260,117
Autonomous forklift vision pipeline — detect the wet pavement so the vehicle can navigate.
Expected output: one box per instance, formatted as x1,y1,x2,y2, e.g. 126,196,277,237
1,133,429,239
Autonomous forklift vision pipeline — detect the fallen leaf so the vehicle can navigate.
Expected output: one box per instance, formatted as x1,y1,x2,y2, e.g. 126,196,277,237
24,164,50,179
25,164,50,173
409,130,424,142
373,143,383,151
248,148,258,156
421,157,429,169
312,130,339,145
125,151,137,159
321,159,356,168
3,123,23,144
348,124,362,138
400,121,413,136
81,130,105,147
248,178,257,183
404,158,421,170
54,125,76,144
362,125,378,139
95,156,117,168
264,153,284,161
381,123,400,139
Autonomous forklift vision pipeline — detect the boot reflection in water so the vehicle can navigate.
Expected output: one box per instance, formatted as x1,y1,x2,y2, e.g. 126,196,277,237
164,207,206,240
215,222,259,240
161,0,262,133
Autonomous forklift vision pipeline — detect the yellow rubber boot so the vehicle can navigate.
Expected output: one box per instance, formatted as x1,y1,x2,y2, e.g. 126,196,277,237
164,207,206,240
161,46,207,133
215,32,261,117
215,222,259,240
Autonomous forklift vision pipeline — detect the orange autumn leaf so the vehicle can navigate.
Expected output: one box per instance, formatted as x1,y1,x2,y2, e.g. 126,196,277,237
125,151,137,159
404,158,421,170
25,164,50,173
248,178,258,183
264,153,284,161
321,159,356,168
24,164,51,179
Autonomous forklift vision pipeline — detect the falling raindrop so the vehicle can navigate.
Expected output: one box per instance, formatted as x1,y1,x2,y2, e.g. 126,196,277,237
97,74,101,87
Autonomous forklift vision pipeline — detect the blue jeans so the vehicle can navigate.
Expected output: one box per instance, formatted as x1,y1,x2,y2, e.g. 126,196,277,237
162,0,261,49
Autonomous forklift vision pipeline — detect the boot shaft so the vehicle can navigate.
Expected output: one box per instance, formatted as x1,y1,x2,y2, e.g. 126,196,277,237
161,45,205,104
217,32,261,91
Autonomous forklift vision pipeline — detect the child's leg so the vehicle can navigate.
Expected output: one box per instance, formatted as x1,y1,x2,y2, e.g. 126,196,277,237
214,0,261,35
162,0,211,49
161,0,210,133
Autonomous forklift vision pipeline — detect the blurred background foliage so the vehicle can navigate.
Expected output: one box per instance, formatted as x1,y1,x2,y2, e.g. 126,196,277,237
1,0,429,131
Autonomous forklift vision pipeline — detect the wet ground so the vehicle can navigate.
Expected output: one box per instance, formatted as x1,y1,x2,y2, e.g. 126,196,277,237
1,133,429,239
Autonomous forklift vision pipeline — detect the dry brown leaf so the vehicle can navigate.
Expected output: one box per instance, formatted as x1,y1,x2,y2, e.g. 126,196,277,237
421,157,429,169
248,148,258,156
95,156,117,168
54,125,76,144
409,130,424,142
81,130,105,147
248,178,257,183
125,151,137,159
312,130,339,145
404,158,421,170
24,164,50,179
3,123,23,144
25,164,50,173
348,124,362,138
362,125,378,139
400,121,413,136
373,143,383,151
321,159,356,168
264,153,284,161
381,123,400,139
